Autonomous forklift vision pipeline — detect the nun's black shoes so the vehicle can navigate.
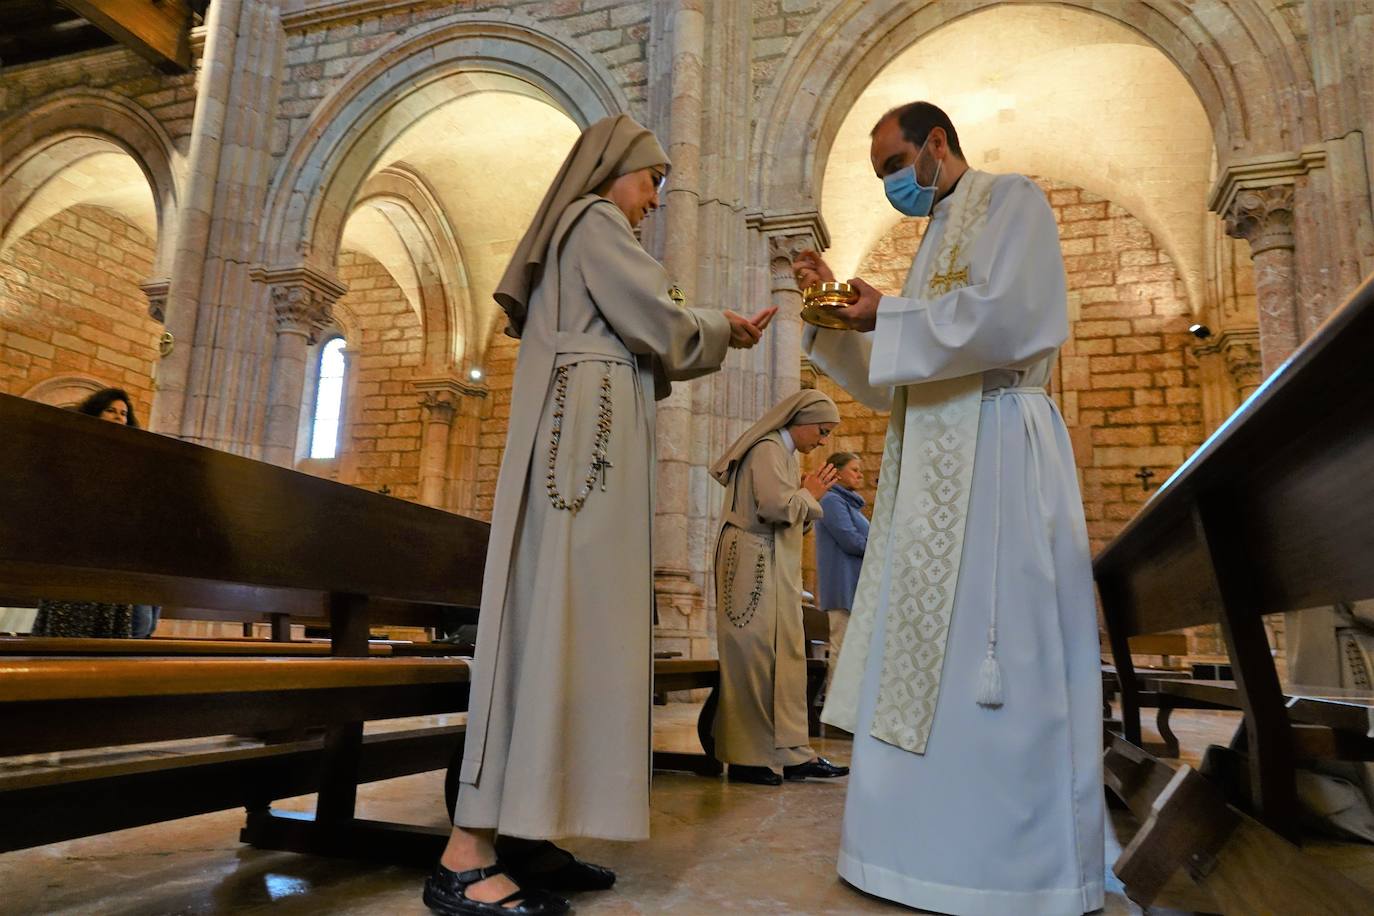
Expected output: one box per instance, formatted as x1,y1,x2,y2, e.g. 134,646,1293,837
497,838,617,892
783,757,850,780
727,764,784,786
423,863,570,916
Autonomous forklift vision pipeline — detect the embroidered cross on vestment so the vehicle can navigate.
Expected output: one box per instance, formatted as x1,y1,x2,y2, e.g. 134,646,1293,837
928,244,970,296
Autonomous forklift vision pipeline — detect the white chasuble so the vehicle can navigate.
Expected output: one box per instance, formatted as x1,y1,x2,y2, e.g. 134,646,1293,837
806,171,1105,915
822,169,996,754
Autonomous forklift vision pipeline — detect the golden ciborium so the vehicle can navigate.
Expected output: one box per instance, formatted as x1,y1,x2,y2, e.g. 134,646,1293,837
800,281,857,329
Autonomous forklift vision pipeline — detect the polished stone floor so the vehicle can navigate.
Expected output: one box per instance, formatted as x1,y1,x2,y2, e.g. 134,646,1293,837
0,704,1240,915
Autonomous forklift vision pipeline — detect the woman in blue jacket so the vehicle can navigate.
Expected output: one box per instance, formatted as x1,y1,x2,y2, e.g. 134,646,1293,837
814,452,868,695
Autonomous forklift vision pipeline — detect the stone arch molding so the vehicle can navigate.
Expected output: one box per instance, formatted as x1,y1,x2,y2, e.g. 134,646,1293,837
0,87,182,278
22,374,110,408
260,12,630,284
349,163,476,367
753,0,1320,216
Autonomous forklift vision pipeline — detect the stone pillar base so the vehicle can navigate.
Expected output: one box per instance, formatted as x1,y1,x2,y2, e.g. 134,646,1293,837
654,567,713,660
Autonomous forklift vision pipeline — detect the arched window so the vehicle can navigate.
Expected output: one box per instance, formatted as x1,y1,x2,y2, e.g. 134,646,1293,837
309,337,347,459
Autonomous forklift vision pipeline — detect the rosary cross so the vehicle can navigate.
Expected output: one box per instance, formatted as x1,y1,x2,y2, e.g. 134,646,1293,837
594,455,614,491
929,243,970,295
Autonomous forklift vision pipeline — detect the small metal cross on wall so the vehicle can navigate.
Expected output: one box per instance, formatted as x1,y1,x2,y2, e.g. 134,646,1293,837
1135,467,1156,492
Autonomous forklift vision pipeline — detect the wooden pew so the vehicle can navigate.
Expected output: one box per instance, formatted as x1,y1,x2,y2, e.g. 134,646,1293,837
0,635,461,657
0,635,396,656
0,391,486,864
0,656,469,858
1094,273,1374,906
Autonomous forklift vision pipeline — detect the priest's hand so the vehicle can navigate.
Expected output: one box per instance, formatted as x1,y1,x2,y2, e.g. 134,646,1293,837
792,250,834,289
724,306,777,348
835,277,882,332
803,463,839,500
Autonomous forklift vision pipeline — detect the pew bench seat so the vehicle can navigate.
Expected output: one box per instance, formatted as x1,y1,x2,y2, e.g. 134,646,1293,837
0,656,471,860
1149,678,1374,764
0,635,403,657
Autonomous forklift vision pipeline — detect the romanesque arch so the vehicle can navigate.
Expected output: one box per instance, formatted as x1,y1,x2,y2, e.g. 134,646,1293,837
349,164,474,369
259,12,628,286
0,87,181,279
752,0,1318,216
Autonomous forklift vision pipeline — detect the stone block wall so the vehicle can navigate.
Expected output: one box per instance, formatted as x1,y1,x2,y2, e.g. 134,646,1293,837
277,0,654,159
750,0,826,101
801,178,1209,598
0,52,198,148
333,250,426,500
0,205,161,413
472,330,520,521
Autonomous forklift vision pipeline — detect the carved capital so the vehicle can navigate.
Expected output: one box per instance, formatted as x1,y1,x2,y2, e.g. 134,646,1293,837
419,390,458,424
251,264,348,344
750,208,830,295
269,283,331,340
1224,186,1295,255
1219,329,1262,392
412,376,487,416
140,278,170,323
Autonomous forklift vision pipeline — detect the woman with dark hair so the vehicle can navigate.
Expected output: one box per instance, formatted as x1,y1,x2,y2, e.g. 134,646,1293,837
75,387,140,428
31,387,158,638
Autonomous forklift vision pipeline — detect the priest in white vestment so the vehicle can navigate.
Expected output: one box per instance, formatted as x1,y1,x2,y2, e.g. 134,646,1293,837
796,101,1104,915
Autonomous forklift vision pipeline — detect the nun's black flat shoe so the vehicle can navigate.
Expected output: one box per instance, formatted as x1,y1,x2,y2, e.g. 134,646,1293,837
422,863,569,915
728,764,783,786
784,757,850,780
497,838,616,892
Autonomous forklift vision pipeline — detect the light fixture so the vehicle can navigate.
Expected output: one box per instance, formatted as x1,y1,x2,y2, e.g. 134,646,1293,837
1188,324,1212,339
468,368,483,381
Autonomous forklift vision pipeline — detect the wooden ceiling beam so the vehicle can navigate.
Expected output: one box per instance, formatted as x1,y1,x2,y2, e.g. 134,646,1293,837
60,0,193,73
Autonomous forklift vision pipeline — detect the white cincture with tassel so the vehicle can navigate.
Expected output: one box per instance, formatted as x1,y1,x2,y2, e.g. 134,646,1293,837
977,390,1007,709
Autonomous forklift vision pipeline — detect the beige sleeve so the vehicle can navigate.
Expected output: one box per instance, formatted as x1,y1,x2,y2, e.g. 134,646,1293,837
573,203,730,388
746,440,823,529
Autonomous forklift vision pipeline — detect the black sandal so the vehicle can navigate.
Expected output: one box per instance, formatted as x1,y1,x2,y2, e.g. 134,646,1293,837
422,862,570,915
498,839,617,892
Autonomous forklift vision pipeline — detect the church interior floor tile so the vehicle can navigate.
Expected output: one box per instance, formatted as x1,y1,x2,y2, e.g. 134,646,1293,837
0,703,1235,915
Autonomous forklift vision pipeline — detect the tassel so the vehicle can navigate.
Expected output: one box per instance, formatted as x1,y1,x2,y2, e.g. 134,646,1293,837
976,630,1004,708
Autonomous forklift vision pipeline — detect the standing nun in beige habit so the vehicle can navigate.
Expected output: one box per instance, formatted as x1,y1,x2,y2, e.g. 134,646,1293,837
424,115,776,916
709,389,852,786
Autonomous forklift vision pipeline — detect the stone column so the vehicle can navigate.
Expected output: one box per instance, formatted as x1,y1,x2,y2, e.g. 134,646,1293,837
255,266,344,467
154,0,288,453
1219,330,1262,402
1223,186,1298,377
747,209,830,399
412,378,486,511
648,0,709,653
418,393,456,509
1192,328,1261,432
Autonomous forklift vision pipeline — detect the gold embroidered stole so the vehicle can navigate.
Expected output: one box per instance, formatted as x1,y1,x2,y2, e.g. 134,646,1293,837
820,170,997,754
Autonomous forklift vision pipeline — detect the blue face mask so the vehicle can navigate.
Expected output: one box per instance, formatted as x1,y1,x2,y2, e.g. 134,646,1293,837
882,139,942,217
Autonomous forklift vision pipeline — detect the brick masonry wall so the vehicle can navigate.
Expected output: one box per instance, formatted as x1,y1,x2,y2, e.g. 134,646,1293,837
2,53,199,150
0,205,161,414
334,250,426,500
472,330,520,520
800,178,1208,604
277,1,653,159
751,0,827,102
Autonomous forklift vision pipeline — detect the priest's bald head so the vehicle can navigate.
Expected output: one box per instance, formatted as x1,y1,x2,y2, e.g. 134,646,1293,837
870,101,969,217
